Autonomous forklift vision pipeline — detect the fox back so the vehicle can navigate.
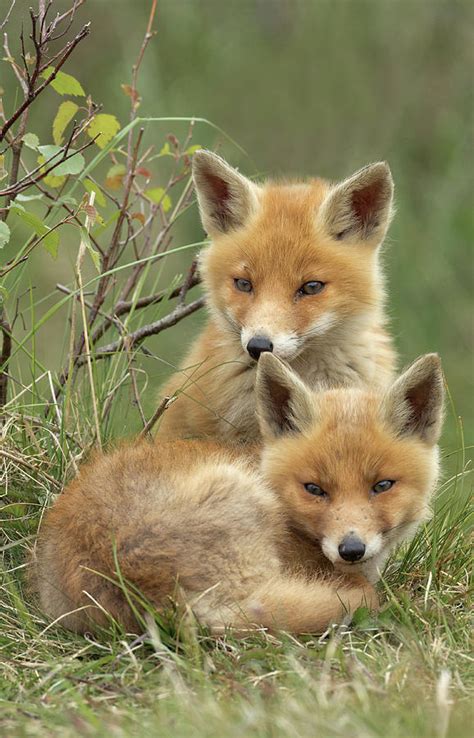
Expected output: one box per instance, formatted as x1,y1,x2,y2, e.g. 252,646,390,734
157,151,397,442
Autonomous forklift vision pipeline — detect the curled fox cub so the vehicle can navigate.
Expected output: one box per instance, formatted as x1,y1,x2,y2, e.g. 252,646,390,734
157,150,397,442
35,354,444,635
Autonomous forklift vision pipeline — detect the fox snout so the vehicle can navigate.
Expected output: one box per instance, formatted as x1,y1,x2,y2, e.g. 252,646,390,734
246,335,274,361
322,530,383,566
241,327,300,362
338,534,366,562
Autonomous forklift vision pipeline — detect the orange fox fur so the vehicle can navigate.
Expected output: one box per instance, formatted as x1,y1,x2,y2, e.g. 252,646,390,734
34,354,444,635
157,151,397,442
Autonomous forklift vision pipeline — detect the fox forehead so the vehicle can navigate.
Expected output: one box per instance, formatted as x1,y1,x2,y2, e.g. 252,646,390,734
203,181,377,284
234,181,330,265
256,180,329,229
264,392,436,491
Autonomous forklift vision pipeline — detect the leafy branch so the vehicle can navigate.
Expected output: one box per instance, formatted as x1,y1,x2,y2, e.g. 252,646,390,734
1,0,209,437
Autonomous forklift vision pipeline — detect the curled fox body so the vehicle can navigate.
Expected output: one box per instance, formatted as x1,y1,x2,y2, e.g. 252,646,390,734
34,354,444,635
157,150,397,442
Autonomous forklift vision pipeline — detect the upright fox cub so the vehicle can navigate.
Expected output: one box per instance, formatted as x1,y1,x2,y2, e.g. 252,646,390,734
34,354,444,635
157,151,397,441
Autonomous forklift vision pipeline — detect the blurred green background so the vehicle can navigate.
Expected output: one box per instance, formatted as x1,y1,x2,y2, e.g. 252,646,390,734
2,0,473,450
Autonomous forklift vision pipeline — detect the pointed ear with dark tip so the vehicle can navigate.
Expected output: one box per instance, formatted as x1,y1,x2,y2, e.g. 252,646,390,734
256,353,315,439
382,354,445,445
319,162,394,246
192,150,259,236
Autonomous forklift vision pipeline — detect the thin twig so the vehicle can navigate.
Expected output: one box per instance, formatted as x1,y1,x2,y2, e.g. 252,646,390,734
48,0,85,42
0,308,12,417
0,448,61,491
178,260,198,304
80,127,144,340
0,215,75,278
76,297,206,365
127,0,157,166
0,23,90,142
139,395,174,439
0,0,16,31
127,355,147,429
74,191,102,448
2,32,28,93
89,273,201,346
0,135,97,197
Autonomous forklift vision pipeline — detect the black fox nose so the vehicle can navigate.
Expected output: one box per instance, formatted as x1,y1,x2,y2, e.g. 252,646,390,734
338,535,366,562
246,336,273,361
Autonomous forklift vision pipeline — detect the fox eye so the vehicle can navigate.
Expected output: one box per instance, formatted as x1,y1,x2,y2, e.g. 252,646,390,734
234,278,253,293
298,281,326,296
304,482,328,498
372,480,395,494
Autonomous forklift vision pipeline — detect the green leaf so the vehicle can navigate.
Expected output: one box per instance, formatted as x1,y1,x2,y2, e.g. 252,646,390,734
83,179,106,207
41,67,85,96
80,227,100,271
52,101,79,145
0,221,11,248
11,205,60,258
159,142,171,156
37,145,85,176
92,210,120,237
185,144,202,155
37,153,66,188
144,187,172,212
0,154,6,182
105,163,126,190
87,114,121,149
22,133,40,150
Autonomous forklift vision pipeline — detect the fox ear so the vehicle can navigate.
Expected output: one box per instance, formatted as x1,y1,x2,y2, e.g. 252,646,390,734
192,150,258,236
382,354,445,445
256,353,315,439
319,162,394,246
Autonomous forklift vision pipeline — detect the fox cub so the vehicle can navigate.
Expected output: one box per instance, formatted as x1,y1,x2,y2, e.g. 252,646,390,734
34,353,444,635
157,150,397,442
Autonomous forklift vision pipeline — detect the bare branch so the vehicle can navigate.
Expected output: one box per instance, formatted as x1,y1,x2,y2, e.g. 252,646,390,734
0,135,97,197
2,32,28,93
48,0,85,41
127,0,157,166
75,297,206,366
0,22,90,142
178,260,198,304
0,0,16,31
0,308,12,417
89,274,201,347
139,396,174,440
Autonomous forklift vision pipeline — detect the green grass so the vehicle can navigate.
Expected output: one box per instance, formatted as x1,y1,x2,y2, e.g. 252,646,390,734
0,393,472,737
